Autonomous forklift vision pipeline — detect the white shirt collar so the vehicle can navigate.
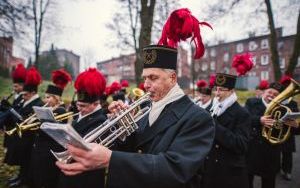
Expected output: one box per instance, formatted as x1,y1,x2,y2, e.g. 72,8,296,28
23,94,39,107
77,104,102,122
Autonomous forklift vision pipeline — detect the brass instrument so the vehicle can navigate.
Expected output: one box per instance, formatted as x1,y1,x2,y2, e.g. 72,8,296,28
6,105,79,137
49,92,152,163
132,88,145,100
0,92,14,109
262,79,300,144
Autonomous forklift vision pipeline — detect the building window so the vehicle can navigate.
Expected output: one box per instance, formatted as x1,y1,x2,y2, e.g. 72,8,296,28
261,55,269,65
261,71,269,80
252,56,257,66
261,39,269,49
210,48,216,57
236,43,244,53
279,57,285,69
249,41,258,51
223,53,229,62
201,63,208,71
249,72,256,76
210,61,216,70
203,51,207,58
224,67,230,74
297,56,300,67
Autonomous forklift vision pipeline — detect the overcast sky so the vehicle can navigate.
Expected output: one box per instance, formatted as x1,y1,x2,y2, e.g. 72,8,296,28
14,0,299,71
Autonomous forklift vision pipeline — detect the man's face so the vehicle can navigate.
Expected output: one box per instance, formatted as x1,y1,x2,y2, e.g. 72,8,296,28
199,93,211,104
13,83,23,93
22,91,35,102
142,68,176,102
214,86,233,102
262,88,279,103
76,101,98,116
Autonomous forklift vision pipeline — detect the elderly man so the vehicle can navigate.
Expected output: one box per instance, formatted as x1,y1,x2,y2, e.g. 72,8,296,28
56,44,215,188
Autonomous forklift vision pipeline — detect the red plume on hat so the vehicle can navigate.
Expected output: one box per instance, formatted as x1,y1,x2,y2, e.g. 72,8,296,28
105,86,112,95
258,80,269,90
158,8,212,59
279,74,291,87
121,80,129,88
196,80,207,88
232,53,254,76
74,68,106,97
52,69,72,89
110,81,122,94
25,67,42,86
139,82,145,91
12,63,27,83
209,74,216,89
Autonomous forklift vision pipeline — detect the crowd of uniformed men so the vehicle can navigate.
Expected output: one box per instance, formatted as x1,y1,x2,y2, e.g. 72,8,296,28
0,8,299,188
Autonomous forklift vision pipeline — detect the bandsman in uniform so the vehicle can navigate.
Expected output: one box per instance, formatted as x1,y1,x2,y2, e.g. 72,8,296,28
6,67,44,187
2,64,26,186
201,53,253,188
30,69,71,188
278,75,299,181
58,68,107,188
56,8,215,188
195,76,214,111
245,80,299,188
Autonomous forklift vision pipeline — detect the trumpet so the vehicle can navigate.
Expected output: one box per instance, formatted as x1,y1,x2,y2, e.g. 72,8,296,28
51,92,152,163
132,88,145,101
6,109,79,137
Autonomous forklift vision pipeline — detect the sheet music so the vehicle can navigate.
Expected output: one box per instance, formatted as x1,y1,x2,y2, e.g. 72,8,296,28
40,122,91,151
280,111,300,121
33,106,56,122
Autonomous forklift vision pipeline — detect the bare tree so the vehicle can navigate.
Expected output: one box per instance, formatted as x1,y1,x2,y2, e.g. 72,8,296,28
107,0,179,84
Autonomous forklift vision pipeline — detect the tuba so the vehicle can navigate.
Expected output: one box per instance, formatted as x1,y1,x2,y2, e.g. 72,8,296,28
50,92,152,163
262,79,300,144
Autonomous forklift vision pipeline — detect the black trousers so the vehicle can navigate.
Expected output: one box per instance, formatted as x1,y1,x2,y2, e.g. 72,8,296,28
281,151,293,173
248,174,275,188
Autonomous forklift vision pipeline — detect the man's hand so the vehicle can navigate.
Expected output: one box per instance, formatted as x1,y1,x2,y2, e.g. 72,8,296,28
283,118,299,128
108,100,128,114
260,115,275,128
56,143,112,176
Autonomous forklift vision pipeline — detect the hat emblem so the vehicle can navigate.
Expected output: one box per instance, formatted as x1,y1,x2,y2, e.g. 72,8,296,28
143,50,157,65
216,75,226,86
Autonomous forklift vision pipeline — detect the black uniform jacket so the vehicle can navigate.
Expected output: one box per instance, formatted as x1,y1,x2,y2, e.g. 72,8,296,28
4,97,44,165
58,108,107,188
107,95,215,188
245,97,281,176
201,101,251,188
30,106,67,188
281,100,299,152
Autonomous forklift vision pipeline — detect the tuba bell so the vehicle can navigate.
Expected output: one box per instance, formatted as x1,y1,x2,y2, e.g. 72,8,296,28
49,92,152,163
262,79,300,144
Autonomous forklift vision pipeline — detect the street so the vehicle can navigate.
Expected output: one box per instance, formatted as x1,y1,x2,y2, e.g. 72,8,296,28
254,136,300,188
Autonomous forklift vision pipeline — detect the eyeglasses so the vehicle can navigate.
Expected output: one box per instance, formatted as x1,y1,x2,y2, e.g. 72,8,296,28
212,88,230,92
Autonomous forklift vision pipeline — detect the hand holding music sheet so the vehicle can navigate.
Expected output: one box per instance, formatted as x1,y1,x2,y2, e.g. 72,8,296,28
40,122,91,151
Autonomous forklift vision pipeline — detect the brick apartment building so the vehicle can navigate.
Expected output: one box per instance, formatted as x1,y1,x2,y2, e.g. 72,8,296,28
0,36,25,73
96,47,190,88
195,28,300,89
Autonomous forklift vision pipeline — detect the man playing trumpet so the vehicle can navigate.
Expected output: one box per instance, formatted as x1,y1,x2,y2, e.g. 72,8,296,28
56,8,215,188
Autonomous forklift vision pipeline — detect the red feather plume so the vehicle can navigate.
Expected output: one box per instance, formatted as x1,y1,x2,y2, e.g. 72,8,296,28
74,68,106,96
121,80,129,87
25,67,42,86
12,63,26,82
232,53,254,76
258,80,269,90
139,82,145,91
209,74,216,89
110,81,122,94
105,86,112,95
279,75,291,86
52,69,72,89
196,80,207,88
158,8,212,59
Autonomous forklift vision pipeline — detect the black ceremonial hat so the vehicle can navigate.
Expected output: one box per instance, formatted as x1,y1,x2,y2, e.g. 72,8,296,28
214,73,237,89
